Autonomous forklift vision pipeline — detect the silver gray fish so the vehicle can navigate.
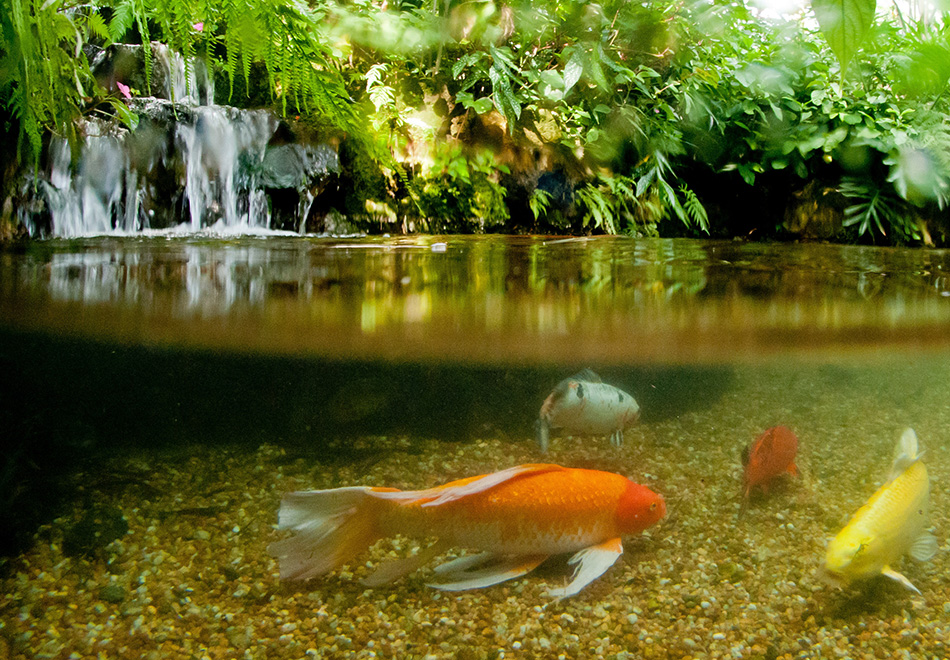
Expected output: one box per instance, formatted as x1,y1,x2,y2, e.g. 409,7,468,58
536,369,640,452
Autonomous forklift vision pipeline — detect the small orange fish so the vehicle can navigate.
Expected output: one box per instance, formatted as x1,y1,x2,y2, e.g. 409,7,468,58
269,464,666,598
741,425,799,498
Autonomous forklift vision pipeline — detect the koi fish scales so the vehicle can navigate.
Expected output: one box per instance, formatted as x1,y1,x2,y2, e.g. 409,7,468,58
270,464,665,598
387,466,660,554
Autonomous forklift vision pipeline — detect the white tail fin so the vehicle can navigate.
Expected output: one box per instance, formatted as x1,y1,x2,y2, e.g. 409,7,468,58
890,428,922,479
268,487,384,581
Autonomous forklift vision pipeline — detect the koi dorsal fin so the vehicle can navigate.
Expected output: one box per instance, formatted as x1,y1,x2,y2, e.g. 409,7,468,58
372,464,566,508
890,428,923,479
572,368,602,383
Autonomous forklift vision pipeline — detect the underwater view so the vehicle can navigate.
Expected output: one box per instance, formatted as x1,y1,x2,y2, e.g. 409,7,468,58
1,235,949,659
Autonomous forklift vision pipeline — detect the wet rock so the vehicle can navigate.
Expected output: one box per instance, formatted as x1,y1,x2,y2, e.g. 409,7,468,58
98,584,127,603
261,143,338,189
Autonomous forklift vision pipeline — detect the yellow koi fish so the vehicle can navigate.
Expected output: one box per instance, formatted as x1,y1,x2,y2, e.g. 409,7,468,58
822,428,938,594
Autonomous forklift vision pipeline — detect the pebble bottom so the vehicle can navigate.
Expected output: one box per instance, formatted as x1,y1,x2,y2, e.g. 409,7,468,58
1,360,949,659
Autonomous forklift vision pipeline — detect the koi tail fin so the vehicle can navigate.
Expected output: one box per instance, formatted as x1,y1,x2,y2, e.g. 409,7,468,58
890,428,922,479
268,487,386,581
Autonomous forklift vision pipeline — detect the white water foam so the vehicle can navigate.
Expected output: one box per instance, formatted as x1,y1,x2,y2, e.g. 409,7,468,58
39,43,332,238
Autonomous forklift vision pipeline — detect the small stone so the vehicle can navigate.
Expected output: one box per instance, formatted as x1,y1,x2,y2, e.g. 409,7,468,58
98,584,126,604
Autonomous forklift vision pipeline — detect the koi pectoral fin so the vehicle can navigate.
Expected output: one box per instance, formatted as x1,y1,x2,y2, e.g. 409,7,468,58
609,429,624,448
432,551,495,575
881,566,921,595
427,555,546,592
361,541,447,587
536,419,551,453
544,537,623,600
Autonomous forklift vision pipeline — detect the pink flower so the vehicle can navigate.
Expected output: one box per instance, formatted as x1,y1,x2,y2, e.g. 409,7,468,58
116,81,132,99
193,22,204,32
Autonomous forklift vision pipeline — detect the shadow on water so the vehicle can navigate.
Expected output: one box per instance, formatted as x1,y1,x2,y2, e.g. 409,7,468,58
0,328,735,558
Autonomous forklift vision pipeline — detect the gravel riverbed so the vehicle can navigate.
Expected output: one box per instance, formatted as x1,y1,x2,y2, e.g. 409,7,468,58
2,359,949,659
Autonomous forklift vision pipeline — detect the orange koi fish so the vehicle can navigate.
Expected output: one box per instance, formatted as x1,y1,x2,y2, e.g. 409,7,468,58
537,369,640,452
269,464,666,598
741,425,799,498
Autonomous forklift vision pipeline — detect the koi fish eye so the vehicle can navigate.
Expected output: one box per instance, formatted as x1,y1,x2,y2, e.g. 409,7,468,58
650,502,657,511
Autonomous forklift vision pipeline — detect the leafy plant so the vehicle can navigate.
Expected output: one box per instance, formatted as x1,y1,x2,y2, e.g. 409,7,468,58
840,176,914,240
811,0,877,73
0,0,114,159
410,145,509,231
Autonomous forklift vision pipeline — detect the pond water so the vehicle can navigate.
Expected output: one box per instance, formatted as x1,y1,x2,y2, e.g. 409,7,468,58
1,234,949,659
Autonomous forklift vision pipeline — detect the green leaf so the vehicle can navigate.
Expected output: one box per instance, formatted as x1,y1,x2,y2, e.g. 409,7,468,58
811,0,876,71
563,49,584,93
539,70,563,89
472,98,493,114
109,99,139,131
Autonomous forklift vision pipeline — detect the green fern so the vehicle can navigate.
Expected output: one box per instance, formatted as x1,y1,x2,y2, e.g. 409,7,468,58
679,185,709,232
840,177,910,239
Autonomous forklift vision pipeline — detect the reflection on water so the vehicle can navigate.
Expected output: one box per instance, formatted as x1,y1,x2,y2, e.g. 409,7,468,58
3,235,950,362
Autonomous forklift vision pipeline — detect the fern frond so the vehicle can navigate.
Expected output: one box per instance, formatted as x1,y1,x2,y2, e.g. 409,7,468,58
679,184,709,232
108,0,136,42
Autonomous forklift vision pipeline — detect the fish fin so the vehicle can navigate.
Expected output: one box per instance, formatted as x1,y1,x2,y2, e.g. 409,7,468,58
890,428,922,478
411,464,566,508
572,368,602,383
268,487,383,581
433,551,495,574
543,537,623,600
427,555,546,591
788,462,799,477
881,566,921,595
361,541,448,587
609,429,624,448
536,418,551,453
539,389,563,423
740,442,752,468
909,531,938,563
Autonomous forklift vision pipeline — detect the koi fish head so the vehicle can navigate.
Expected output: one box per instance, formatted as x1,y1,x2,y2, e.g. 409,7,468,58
615,480,666,535
823,532,880,585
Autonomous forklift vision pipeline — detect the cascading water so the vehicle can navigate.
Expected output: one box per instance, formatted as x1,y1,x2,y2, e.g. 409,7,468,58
177,106,277,231
28,43,338,238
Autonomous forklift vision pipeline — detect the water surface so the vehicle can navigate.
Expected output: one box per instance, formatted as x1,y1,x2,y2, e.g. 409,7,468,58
4,235,950,363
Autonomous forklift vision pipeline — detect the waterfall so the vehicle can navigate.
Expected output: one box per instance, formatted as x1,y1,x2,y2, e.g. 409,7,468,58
29,43,337,238
177,106,277,231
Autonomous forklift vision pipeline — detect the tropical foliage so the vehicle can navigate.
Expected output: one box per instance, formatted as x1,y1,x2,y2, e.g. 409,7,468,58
3,0,950,243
